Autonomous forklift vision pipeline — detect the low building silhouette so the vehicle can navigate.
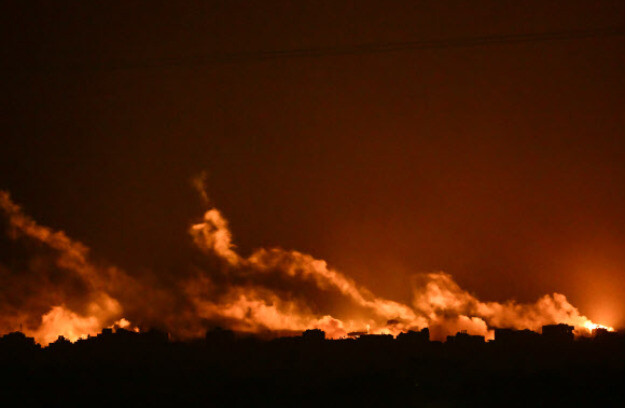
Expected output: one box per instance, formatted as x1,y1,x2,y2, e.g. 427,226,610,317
0,323,623,406
0,331,39,351
357,334,394,345
48,335,72,351
542,324,574,342
396,328,430,344
446,330,485,346
593,328,623,345
302,328,325,342
494,328,540,345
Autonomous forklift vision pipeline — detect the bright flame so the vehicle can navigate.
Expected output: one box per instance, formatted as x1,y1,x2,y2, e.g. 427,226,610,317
583,321,614,333
35,306,102,344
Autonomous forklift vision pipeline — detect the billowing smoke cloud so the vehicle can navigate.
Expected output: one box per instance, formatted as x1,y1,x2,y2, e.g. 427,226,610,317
0,188,611,345
410,272,607,339
0,191,129,344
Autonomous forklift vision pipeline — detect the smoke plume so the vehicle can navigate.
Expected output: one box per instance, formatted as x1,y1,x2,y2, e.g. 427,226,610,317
0,189,611,345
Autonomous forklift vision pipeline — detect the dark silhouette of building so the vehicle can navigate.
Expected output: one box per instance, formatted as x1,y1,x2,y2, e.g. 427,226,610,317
542,324,574,342
302,328,325,341
446,330,485,346
396,328,430,344
356,333,394,344
0,331,39,351
48,335,72,351
593,328,623,345
0,324,622,407
494,328,540,345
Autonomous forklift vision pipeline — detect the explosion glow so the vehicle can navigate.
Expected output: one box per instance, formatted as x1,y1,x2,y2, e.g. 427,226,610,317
0,189,614,345
583,321,614,333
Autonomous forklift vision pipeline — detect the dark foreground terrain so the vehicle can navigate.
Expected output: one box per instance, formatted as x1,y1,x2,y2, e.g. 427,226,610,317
0,327,623,407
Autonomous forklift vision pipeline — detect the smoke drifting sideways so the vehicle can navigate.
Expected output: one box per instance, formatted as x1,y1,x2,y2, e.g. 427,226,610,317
0,189,613,345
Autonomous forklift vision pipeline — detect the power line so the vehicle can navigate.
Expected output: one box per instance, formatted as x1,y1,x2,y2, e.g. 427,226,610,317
5,26,624,72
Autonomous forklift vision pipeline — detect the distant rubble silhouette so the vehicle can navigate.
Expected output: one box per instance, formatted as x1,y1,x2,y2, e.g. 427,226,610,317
0,322,622,350
0,322,623,406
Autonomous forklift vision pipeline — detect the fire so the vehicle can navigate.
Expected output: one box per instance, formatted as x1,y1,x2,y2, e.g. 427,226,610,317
583,321,614,333
0,188,617,345
35,306,102,344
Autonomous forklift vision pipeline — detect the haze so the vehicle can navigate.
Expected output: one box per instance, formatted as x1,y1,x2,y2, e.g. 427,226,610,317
1,0,623,328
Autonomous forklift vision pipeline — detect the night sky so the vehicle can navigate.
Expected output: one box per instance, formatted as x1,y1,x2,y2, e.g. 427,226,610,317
1,0,624,328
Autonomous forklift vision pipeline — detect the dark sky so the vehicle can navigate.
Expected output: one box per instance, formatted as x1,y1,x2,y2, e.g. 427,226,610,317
1,0,624,327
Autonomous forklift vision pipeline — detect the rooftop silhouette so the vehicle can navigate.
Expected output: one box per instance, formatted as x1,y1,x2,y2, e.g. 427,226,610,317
0,323,623,406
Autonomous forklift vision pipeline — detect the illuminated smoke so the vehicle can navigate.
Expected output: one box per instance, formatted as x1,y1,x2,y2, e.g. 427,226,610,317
187,200,612,340
411,272,613,339
191,209,240,266
0,189,613,345
0,191,127,345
